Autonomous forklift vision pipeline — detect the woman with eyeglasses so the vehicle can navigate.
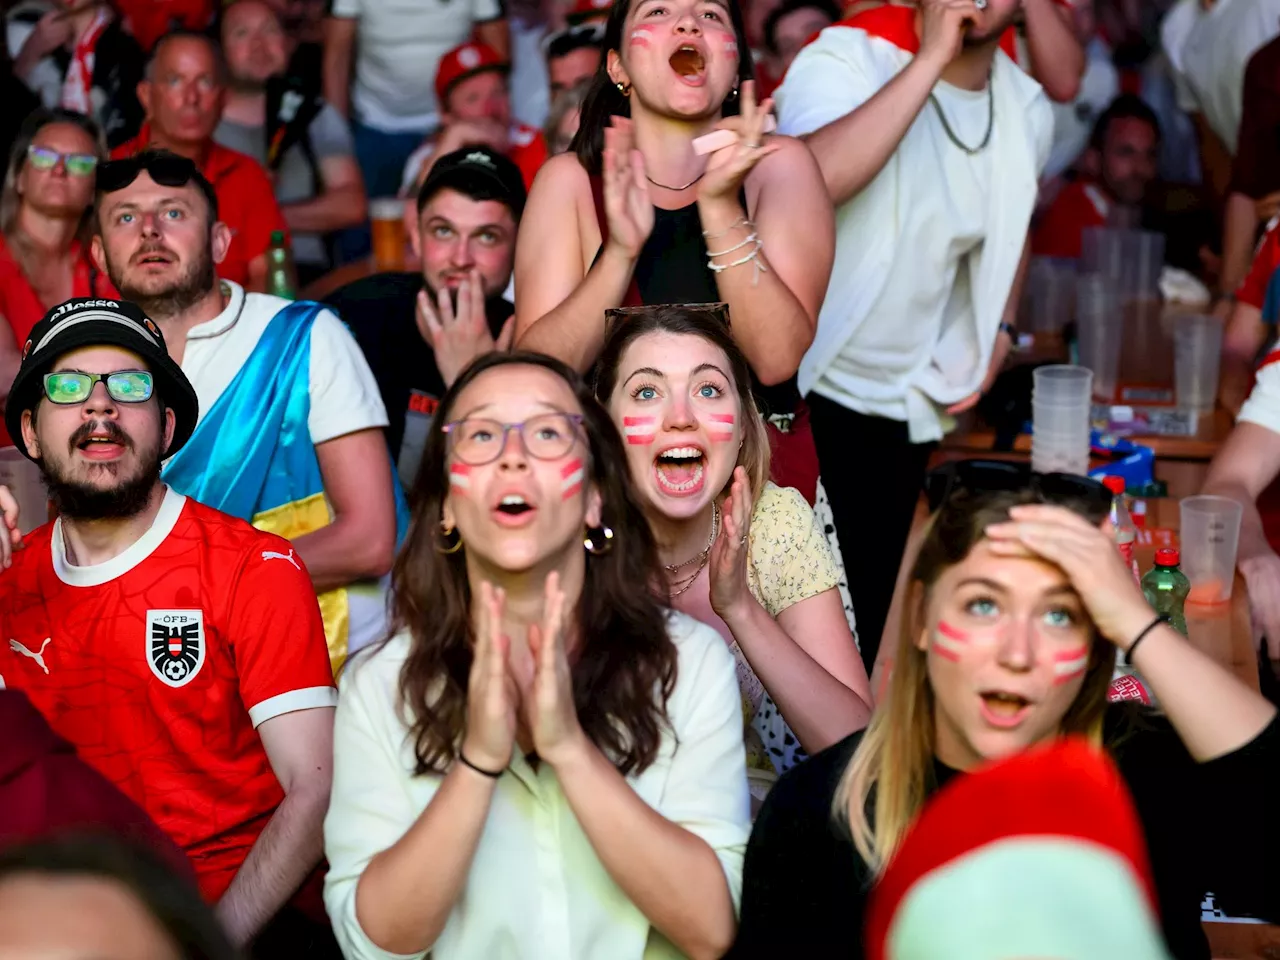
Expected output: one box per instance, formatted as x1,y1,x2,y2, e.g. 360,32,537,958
595,304,872,806
0,108,113,447
512,0,834,503
323,351,751,959
729,464,1280,960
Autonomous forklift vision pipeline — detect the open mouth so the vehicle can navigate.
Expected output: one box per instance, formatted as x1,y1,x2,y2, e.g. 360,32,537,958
669,44,706,81
979,690,1032,727
134,249,174,267
76,434,127,459
493,494,536,521
654,445,705,495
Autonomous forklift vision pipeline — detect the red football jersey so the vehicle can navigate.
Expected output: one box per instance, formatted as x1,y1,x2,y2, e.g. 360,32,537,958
0,488,336,902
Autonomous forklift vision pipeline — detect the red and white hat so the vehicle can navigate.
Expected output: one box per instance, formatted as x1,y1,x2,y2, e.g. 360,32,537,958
866,739,1171,960
565,0,613,25
434,42,510,109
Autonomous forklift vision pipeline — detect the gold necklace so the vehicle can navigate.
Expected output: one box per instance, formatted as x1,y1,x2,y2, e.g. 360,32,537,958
666,504,719,598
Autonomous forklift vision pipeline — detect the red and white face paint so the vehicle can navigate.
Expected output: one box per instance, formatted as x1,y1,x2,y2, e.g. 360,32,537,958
1052,646,1090,685
932,620,969,662
705,412,735,443
560,458,585,500
623,415,657,445
449,462,472,493
629,26,655,48
722,37,738,55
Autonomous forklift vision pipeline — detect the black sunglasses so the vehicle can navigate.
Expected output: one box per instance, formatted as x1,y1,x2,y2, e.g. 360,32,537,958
98,153,199,193
924,459,1112,521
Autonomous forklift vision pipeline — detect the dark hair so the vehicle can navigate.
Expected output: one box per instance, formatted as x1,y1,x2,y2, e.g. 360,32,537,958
594,303,771,500
0,835,239,960
1089,94,1161,153
387,350,678,777
572,0,755,174
762,0,838,54
96,150,221,228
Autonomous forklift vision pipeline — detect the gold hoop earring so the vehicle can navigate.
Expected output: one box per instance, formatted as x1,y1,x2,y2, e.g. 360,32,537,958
584,525,615,555
616,81,631,97
436,522,463,555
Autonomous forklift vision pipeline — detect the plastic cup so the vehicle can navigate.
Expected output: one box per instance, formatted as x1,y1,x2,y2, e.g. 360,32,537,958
1179,496,1243,604
1033,365,1093,405
369,197,407,271
1026,257,1076,334
1031,442,1089,476
1075,274,1121,401
1081,227,1127,285
0,447,48,535
1173,314,1223,413
1129,230,1166,302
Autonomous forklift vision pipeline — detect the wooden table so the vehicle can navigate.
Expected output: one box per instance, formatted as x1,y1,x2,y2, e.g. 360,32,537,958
878,495,1276,959
301,255,401,301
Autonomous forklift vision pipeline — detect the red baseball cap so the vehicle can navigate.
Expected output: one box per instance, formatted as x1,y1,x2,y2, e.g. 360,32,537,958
435,43,510,109
566,0,613,25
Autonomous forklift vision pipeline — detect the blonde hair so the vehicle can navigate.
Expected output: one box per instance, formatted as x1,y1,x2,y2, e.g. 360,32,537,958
833,488,1117,872
595,303,771,507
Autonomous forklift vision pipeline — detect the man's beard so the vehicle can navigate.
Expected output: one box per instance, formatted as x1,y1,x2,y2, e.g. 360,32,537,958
963,10,1022,48
40,422,163,521
107,241,217,322
425,278,508,334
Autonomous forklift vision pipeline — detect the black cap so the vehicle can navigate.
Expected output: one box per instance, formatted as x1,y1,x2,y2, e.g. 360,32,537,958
416,146,527,221
6,298,200,462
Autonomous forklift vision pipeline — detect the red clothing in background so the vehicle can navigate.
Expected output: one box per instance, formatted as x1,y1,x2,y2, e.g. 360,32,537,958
1232,35,1280,202
0,234,118,447
111,127,287,289
115,0,216,52
509,124,549,191
0,689,194,880
1237,222,1280,310
1031,180,1112,259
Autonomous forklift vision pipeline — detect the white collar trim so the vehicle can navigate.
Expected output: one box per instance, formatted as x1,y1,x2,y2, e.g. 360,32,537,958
186,280,246,341
52,486,187,587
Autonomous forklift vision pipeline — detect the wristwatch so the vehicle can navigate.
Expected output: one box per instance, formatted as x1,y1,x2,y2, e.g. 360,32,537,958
998,322,1017,341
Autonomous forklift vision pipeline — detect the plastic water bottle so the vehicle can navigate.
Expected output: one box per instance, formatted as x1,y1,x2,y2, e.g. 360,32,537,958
267,230,297,300
1141,548,1190,636
1103,475,1140,584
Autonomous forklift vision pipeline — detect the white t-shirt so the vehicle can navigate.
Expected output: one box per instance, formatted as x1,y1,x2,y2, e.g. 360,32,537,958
178,281,392,655
777,15,1052,442
1170,0,1280,153
324,611,751,960
1237,354,1280,436
330,0,503,133
1045,38,1120,182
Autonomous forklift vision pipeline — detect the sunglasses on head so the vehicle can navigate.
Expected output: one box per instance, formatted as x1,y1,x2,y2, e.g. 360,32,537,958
26,145,98,177
924,459,1112,521
97,153,200,195
44,371,154,405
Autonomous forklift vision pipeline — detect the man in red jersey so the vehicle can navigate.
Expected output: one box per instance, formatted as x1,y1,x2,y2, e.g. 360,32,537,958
0,298,336,949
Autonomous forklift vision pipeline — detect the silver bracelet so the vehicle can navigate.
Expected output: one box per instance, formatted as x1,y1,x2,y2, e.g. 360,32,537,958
707,238,769,285
702,217,751,241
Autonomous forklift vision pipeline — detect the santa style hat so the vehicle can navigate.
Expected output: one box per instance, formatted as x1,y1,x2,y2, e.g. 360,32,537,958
866,739,1172,960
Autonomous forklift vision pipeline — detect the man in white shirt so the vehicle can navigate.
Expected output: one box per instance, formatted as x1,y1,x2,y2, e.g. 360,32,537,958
1202,347,1280,661
322,0,509,199
777,0,1052,667
88,150,402,673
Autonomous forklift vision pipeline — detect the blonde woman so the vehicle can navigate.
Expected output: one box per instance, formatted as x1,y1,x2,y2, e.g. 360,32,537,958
730,462,1280,960
595,304,872,802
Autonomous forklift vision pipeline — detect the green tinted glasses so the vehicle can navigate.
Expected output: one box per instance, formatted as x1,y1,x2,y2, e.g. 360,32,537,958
43,371,154,405
27,145,98,177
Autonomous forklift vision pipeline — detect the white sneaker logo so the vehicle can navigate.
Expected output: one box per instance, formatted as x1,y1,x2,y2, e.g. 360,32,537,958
262,548,300,570
10,638,52,675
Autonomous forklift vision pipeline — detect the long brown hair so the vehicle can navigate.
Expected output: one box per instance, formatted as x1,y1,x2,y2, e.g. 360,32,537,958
835,488,1116,872
594,303,771,504
387,351,678,777
571,0,755,174
0,109,107,285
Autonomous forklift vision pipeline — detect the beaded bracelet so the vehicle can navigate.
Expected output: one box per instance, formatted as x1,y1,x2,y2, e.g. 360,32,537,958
1123,614,1169,666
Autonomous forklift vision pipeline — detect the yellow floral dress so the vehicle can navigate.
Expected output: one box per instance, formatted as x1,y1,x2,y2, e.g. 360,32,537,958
738,483,844,798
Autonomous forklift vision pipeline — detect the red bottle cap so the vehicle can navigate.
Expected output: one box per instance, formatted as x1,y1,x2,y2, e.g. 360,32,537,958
1102,475,1125,495
1155,548,1179,566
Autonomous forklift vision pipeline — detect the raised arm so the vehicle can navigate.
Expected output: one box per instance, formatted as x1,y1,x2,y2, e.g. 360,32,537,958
787,0,969,207
514,144,648,372
1020,0,1082,103
323,16,357,119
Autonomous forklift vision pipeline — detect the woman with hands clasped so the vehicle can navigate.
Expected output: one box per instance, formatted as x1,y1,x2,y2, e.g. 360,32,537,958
514,0,834,498
732,463,1280,960
596,305,872,804
323,351,751,960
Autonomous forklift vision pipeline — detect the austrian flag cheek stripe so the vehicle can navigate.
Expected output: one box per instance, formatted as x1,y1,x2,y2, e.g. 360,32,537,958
706,413,735,442
1053,647,1089,684
561,459,584,500
449,463,472,491
623,416,657,445
932,621,969,662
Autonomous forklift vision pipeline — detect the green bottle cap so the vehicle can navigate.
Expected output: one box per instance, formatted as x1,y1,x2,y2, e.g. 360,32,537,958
270,230,285,245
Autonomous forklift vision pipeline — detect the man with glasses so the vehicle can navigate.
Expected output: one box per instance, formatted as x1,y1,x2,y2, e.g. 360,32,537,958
111,30,286,292
0,298,337,949
90,149,406,671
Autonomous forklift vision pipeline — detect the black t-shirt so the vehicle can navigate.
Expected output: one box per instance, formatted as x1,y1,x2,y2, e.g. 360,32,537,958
729,708,1280,960
322,272,514,488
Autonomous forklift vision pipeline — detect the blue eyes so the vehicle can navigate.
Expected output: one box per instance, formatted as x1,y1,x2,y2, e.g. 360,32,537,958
964,597,1076,628
698,384,720,398
636,386,657,400
966,598,997,618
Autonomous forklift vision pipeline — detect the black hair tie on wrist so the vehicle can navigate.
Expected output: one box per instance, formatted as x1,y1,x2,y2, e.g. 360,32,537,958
1124,614,1170,666
458,750,505,779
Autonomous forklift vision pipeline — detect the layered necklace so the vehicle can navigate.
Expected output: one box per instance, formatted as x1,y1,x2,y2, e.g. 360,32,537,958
665,504,720,597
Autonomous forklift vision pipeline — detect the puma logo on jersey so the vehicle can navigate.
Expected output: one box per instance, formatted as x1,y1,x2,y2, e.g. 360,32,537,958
10,638,52,675
262,548,300,570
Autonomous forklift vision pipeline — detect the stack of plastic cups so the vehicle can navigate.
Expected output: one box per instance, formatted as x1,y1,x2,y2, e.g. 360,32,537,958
1173,314,1223,414
1075,274,1121,402
1032,365,1093,476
